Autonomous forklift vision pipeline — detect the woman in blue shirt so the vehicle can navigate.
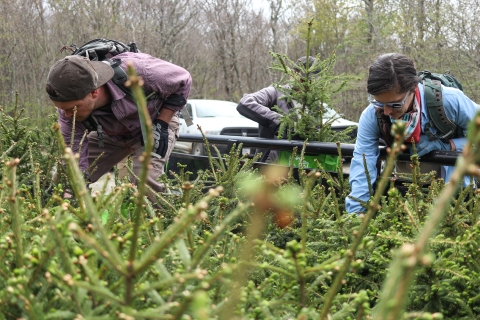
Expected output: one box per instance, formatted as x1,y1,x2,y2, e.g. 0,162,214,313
346,53,479,214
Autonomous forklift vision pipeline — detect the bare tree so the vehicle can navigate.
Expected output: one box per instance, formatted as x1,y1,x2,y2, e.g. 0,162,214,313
363,0,374,44
120,0,200,62
2,0,480,123
202,0,254,100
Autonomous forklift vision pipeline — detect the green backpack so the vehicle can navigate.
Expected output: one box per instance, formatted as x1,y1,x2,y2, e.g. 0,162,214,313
376,70,464,146
418,70,463,141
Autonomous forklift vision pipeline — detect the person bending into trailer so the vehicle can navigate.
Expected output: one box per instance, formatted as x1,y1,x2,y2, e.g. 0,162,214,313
346,53,479,214
46,54,191,205
236,56,318,163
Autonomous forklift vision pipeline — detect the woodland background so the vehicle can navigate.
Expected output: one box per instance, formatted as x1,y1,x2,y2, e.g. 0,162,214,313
1,0,480,123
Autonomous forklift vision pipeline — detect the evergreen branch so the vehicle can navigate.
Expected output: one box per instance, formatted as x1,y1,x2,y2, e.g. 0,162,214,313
53,126,125,269
190,201,249,269
70,106,77,150
0,105,2,154
304,254,344,275
68,224,127,277
6,158,23,268
133,189,220,275
124,61,154,262
77,129,88,159
84,152,104,182
399,199,420,233
73,280,124,305
241,261,298,279
124,165,176,211
27,245,55,288
29,148,42,214
198,125,218,182
301,171,317,253
132,272,202,299
115,62,156,306
375,233,467,246
292,251,307,307
373,112,480,320
46,207,82,313
217,166,287,319
0,141,17,161
320,122,407,320
172,294,195,320
363,153,374,197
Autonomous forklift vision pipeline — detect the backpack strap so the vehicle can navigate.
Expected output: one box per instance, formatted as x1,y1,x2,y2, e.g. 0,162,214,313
109,59,132,98
107,59,158,101
422,78,460,141
107,59,191,127
82,115,104,147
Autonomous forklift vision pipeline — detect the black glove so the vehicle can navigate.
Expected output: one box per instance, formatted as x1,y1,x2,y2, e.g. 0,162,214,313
269,121,280,135
152,119,169,157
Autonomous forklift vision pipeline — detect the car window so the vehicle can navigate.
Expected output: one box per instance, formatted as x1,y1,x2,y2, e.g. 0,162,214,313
322,106,340,119
194,101,242,118
186,103,193,117
179,103,193,119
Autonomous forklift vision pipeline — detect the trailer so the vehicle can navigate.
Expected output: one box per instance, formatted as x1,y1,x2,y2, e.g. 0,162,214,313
168,133,461,188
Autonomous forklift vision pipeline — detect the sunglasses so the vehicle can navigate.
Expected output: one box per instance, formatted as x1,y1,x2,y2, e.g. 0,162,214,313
368,89,411,109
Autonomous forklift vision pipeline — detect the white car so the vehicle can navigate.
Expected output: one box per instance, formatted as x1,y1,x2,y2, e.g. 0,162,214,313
174,99,259,155
173,99,358,155
324,106,358,131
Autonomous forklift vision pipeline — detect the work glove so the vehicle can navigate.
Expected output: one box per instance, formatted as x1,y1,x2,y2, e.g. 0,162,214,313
269,121,280,136
412,134,451,157
152,119,169,157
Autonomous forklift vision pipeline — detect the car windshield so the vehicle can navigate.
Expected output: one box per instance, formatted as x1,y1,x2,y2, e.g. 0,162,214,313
195,101,242,118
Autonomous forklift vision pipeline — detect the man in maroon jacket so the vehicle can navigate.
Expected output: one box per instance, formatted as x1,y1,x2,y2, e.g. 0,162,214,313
46,53,192,204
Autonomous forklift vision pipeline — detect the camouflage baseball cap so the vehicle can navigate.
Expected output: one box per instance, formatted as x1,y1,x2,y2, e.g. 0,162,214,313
46,55,114,102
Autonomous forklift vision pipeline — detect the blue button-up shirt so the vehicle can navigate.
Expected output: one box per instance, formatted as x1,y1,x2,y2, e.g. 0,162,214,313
346,84,480,214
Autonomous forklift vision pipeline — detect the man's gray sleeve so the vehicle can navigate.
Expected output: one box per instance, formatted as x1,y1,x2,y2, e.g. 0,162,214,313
237,86,282,127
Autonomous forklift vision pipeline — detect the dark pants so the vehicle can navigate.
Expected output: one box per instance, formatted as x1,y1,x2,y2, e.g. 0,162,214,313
87,114,180,204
